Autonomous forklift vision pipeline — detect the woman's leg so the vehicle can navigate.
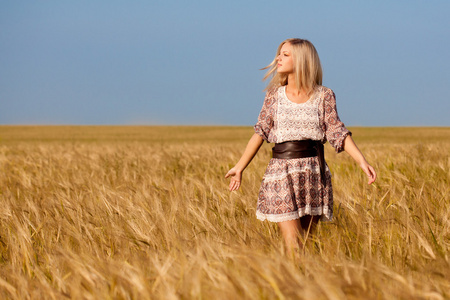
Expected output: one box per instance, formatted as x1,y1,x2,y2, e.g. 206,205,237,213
278,219,303,250
278,215,321,251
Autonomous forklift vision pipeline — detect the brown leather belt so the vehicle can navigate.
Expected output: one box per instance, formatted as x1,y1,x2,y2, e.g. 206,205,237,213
272,140,326,183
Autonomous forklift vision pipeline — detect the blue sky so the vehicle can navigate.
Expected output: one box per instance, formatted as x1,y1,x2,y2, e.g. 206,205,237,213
1,1,449,126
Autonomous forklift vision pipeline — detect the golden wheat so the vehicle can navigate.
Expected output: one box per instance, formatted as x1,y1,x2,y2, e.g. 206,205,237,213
0,126,448,299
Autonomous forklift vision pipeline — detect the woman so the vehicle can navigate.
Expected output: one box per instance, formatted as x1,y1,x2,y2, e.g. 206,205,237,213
225,38,376,250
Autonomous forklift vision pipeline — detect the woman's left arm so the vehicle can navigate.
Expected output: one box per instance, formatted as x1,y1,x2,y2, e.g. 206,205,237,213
343,135,377,184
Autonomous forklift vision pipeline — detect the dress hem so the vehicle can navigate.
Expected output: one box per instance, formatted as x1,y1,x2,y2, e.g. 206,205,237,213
256,206,332,223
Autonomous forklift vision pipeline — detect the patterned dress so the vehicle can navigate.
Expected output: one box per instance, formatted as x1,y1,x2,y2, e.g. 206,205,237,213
254,85,351,222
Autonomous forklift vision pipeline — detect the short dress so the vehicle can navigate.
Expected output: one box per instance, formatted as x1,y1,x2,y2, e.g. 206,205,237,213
254,85,351,222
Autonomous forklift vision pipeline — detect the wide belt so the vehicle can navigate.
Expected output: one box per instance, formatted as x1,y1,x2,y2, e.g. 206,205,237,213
272,140,326,183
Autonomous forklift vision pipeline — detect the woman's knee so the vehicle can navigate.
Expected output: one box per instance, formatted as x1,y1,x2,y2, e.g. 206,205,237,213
278,219,302,236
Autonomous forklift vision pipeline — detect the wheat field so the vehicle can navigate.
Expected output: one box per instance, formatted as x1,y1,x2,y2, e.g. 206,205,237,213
0,126,448,299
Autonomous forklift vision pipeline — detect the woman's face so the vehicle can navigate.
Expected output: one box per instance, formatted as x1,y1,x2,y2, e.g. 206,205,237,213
277,43,294,74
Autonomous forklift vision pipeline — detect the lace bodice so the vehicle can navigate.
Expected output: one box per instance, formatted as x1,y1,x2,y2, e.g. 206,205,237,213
276,86,323,143
254,85,351,153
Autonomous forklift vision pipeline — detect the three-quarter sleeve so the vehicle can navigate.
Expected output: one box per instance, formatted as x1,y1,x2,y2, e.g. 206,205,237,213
322,88,351,153
254,88,277,143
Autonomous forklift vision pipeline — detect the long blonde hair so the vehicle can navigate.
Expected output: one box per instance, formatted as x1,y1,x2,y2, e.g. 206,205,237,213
262,38,323,94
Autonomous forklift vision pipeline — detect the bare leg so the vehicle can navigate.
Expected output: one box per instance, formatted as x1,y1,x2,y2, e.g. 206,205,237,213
278,215,321,252
278,219,303,251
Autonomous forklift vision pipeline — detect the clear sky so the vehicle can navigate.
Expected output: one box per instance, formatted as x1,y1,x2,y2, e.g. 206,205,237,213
1,1,449,126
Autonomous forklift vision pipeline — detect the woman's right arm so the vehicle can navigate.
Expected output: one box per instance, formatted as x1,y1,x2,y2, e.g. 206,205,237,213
225,133,264,191
226,88,275,191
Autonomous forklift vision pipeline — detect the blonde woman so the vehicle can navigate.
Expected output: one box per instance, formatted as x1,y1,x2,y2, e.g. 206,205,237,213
225,38,376,250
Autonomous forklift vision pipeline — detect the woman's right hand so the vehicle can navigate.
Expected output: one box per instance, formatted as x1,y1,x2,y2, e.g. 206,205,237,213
224,133,263,192
225,167,242,191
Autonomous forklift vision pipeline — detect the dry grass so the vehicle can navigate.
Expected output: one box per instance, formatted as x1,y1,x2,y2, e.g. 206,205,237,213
0,126,448,299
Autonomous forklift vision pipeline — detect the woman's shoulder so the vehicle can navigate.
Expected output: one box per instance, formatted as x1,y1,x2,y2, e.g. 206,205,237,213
266,85,283,96
263,85,283,105
317,85,334,95
316,85,337,103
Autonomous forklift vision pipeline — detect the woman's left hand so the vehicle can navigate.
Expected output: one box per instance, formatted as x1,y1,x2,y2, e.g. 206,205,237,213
360,161,377,184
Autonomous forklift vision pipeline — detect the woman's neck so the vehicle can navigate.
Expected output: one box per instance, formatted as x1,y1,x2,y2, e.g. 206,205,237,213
286,74,312,96
286,74,301,95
